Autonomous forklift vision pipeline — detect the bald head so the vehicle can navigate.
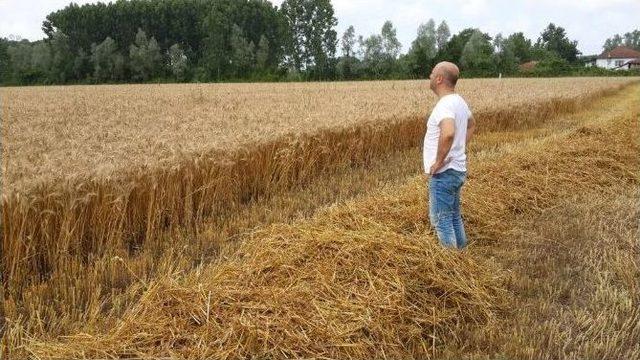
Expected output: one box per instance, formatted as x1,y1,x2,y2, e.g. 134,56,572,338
433,61,460,88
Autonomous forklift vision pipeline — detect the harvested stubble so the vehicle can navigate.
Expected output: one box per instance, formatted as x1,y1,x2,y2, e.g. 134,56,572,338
2,78,637,303
20,84,639,359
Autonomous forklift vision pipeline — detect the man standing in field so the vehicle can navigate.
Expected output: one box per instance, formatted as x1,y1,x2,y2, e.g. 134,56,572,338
424,61,475,249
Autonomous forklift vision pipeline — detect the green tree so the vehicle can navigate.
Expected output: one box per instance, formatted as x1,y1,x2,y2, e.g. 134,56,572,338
436,28,478,64
31,42,52,80
359,33,384,78
201,0,285,80
91,37,124,82
359,21,401,78
40,0,286,83
407,19,437,78
381,21,402,59
623,30,640,50
129,29,162,81
492,33,518,74
603,34,623,52
49,31,74,83
535,23,580,62
73,48,91,80
460,29,495,73
230,24,255,76
281,0,338,79
256,35,270,71
337,25,359,80
168,43,188,81
0,38,10,83
8,42,35,83
341,25,357,57
605,30,640,51
504,32,532,63
436,21,451,51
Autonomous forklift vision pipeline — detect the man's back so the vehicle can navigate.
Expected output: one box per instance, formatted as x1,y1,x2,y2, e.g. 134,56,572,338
423,93,472,174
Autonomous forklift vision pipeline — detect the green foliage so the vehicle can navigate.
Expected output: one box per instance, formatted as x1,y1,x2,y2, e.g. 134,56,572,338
358,21,402,79
256,35,270,71
91,37,124,82
603,29,640,52
341,26,356,58
435,21,451,51
406,19,437,78
129,29,162,81
335,25,360,80
281,0,338,79
493,34,519,75
460,30,495,74
229,24,255,76
1,2,633,85
168,44,189,81
49,31,74,83
534,23,580,63
0,39,10,83
436,28,478,64
504,32,532,64
604,34,624,52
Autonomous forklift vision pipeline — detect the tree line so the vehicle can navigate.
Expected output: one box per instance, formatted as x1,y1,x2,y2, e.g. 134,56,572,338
0,0,638,86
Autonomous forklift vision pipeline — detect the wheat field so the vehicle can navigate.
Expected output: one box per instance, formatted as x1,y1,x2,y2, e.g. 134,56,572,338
2,77,640,359
2,78,634,192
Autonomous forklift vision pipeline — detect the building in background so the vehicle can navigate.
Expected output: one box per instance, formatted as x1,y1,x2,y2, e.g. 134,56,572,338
585,46,640,70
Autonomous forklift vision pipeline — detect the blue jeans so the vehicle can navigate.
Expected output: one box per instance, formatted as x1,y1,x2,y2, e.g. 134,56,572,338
429,169,467,249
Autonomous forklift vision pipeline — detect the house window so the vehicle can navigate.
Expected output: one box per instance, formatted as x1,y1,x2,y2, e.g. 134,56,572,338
615,60,624,67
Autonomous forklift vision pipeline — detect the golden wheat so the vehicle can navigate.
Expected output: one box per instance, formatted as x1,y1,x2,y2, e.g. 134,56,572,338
2,78,639,359
1,78,635,192
18,82,639,360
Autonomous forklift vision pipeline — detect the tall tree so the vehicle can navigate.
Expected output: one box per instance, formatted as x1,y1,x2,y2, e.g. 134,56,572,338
436,28,478,64
381,21,402,59
129,29,162,81
168,43,188,81
256,35,270,71
337,25,359,80
504,32,532,63
436,21,451,51
603,34,623,52
341,25,357,57
359,21,400,78
91,37,124,82
230,24,255,76
407,19,437,78
7,41,36,83
492,33,518,74
31,42,52,79
49,31,74,83
623,30,640,50
359,33,384,78
535,23,580,62
0,38,10,83
460,29,495,73
280,0,338,78
73,48,91,80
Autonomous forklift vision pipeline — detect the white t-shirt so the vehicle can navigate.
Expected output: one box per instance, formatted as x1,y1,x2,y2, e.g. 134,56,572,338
423,93,472,174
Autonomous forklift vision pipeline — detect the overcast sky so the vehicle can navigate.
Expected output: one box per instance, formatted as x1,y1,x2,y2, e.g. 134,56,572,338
1,0,638,55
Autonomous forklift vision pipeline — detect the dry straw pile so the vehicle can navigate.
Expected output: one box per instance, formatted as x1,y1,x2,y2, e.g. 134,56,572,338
16,82,639,359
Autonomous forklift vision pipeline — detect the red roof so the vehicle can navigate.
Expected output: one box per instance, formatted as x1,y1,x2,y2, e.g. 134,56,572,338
598,46,640,60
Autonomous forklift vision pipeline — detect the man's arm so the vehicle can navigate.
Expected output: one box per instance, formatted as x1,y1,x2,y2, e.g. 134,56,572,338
430,118,455,174
466,115,476,145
